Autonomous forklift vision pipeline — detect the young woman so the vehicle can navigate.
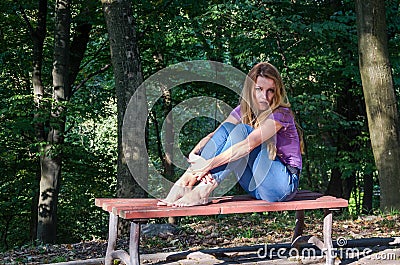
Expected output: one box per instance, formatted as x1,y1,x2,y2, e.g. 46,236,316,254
158,62,303,207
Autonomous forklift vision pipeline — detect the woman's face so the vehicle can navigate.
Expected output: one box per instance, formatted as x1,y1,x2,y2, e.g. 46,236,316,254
253,76,276,112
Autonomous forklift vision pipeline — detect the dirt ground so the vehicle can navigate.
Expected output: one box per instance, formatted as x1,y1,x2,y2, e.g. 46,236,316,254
1,212,399,264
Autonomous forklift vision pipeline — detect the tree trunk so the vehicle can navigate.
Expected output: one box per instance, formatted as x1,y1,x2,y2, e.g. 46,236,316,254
161,82,174,180
29,0,48,242
342,174,356,201
362,173,374,213
326,79,360,200
102,0,147,200
152,52,174,180
325,168,342,197
37,0,71,243
356,0,400,210
69,22,92,86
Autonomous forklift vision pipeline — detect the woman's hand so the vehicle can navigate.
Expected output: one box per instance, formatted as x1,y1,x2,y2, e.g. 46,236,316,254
188,149,199,159
187,153,214,183
194,172,214,184
188,153,209,170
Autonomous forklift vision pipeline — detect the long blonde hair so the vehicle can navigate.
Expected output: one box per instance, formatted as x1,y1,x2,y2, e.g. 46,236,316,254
240,62,304,158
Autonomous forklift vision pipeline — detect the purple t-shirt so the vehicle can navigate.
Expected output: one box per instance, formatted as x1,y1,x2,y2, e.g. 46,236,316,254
230,105,302,169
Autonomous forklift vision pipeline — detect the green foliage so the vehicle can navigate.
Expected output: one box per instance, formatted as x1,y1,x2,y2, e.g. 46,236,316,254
0,0,115,250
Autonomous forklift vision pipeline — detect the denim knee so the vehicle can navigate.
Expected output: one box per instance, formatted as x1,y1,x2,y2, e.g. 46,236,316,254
204,123,253,183
233,123,253,136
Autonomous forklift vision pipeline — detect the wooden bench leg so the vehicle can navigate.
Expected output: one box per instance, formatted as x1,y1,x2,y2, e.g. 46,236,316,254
105,213,133,265
129,221,141,265
323,209,334,265
291,210,316,250
105,212,118,265
291,209,336,265
292,210,305,242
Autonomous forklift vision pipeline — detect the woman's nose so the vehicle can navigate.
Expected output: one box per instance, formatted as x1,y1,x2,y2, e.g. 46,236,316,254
261,91,268,99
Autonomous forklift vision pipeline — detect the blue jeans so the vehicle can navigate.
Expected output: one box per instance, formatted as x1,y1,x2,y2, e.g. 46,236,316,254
199,122,299,202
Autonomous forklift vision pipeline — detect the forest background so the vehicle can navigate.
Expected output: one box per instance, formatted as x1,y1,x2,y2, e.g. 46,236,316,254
1,0,399,251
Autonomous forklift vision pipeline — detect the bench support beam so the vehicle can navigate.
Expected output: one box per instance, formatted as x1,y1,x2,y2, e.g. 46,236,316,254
105,213,141,265
291,210,336,265
129,221,141,265
323,209,334,265
105,213,118,265
292,210,305,242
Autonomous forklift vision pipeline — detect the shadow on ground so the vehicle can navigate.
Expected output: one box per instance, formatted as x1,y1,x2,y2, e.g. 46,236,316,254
143,238,400,265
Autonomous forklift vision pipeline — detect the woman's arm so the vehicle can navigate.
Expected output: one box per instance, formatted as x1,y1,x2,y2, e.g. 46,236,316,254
190,119,282,176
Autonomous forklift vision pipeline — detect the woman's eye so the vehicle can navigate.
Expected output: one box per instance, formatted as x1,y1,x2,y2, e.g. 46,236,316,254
255,86,261,91
267,89,275,94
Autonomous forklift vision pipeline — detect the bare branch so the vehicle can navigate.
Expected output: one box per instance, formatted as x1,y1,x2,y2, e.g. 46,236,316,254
15,0,35,37
79,40,109,71
71,64,111,96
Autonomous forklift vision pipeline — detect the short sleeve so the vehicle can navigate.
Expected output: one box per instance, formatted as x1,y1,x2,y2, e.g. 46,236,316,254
230,105,241,121
268,107,293,129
